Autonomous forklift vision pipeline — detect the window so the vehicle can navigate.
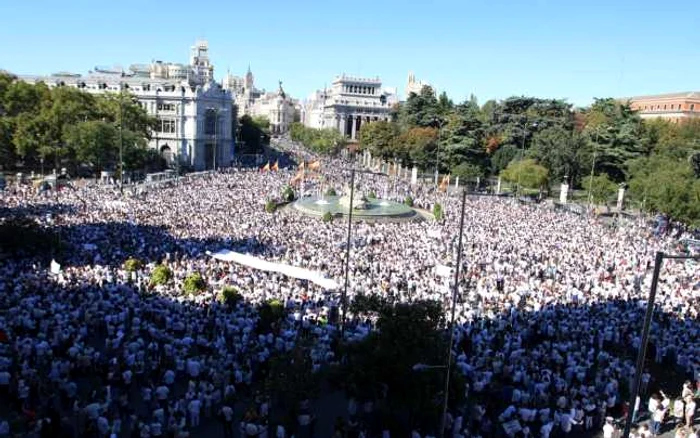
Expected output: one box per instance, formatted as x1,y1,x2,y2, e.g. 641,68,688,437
671,104,674,110
663,105,667,110
157,103,176,111
691,104,696,111
157,119,176,133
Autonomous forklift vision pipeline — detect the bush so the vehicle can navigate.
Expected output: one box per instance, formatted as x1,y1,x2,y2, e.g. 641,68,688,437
325,187,337,196
219,286,242,307
124,257,143,272
322,211,333,222
404,196,414,207
150,264,173,286
433,202,443,220
183,272,207,295
257,299,286,333
265,200,277,213
282,185,295,202
367,191,377,199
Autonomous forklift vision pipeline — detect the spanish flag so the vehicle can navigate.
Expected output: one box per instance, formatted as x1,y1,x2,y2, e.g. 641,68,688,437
439,174,450,192
290,169,305,186
298,161,305,170
272,160,279,172
309,160,321,171
261,162,270,172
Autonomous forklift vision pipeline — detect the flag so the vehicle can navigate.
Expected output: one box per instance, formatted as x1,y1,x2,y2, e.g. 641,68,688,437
439,174,450,192
290,169,305,186
298,161,305,170
309,160,321,171
272,160,279,172
261,162,270,172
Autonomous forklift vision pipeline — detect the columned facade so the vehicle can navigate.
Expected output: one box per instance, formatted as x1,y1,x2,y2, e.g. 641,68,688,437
303,74,397,140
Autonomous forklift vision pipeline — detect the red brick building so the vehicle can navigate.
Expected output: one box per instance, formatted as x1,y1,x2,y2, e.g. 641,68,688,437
625,92,700,123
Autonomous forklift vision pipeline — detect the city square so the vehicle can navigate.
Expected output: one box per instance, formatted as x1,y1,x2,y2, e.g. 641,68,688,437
1,2,700,438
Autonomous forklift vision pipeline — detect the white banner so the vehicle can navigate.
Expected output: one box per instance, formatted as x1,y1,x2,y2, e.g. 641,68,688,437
207,249,340,290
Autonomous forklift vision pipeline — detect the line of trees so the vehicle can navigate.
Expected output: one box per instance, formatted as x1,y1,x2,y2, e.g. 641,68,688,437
353,86,700,225
289,122,346,155
0,72,165,176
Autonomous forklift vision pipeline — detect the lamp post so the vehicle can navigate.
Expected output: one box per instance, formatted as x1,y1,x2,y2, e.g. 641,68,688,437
586,129,600,212
439,187,468,438
516,121,537,197
340,159,394,339
118,85,124,195
621,251,700,438
434,118,444,188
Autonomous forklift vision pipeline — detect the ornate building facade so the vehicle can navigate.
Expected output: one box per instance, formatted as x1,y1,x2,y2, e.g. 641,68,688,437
222,67,296,135
302,74,398,140
19,41,234,171
405,71,432,97
626,92,700,123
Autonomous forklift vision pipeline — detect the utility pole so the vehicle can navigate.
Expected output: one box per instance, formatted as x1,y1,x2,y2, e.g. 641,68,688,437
621,251,700,438
341,165,355,340
119,88,124,195
440,188,468,438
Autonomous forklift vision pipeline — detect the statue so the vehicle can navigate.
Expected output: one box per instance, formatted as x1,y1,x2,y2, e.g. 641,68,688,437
338,184,369,210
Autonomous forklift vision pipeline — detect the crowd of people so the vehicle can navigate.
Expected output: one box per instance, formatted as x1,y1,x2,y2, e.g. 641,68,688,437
0,137,698,438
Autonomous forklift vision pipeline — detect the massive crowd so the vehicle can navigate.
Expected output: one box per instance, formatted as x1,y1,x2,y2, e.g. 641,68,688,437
0,138,698,438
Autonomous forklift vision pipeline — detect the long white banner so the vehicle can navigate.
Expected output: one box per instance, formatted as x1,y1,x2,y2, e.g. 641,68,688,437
207,249,340,290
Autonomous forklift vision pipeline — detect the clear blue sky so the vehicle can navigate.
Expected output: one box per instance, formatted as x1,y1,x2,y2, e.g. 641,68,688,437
1,0,698,107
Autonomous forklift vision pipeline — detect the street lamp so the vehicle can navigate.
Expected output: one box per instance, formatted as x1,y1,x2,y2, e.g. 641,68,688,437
434,118,445,188
340,158,394,339
621,251,700,438
118,84,124,195
516,121,538,196
438,187,469,438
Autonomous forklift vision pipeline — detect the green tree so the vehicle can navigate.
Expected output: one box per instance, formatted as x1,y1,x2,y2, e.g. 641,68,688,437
265,200,277,213
218,286,243,307
398,127,438,169
398,86,443,129
150,265,173,286
582,174,617,205
439,99,487,174
252,115,271,133
183,272,207,295
580,98,646,182
359,120,399,159
63,120,119,173
339,298,464,434
628,155,700,225
529,126,584,184
432,203,443,220
500,158,549,192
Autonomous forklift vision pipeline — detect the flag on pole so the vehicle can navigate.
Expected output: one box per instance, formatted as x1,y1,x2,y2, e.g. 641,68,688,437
272,160,279,172
439,174,450,192
261,162,270,172
298,161,305,170
308,160,321,171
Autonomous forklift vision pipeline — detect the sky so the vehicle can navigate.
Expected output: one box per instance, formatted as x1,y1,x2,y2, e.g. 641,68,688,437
1,0,698,107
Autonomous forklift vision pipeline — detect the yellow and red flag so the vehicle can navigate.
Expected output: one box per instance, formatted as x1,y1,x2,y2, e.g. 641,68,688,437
308,160,321,171
439,174,450,192
298,161,305,170
271,160,279,172
261,162,270,172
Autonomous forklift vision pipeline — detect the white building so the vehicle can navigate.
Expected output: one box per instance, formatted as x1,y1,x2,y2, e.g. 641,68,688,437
222,68,296,135
19,41,234,171
302,74,398,140
405,71,432,97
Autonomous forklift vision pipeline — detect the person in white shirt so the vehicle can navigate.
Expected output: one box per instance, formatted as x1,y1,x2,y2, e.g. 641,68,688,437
685,396,696,428
602,417,615,438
